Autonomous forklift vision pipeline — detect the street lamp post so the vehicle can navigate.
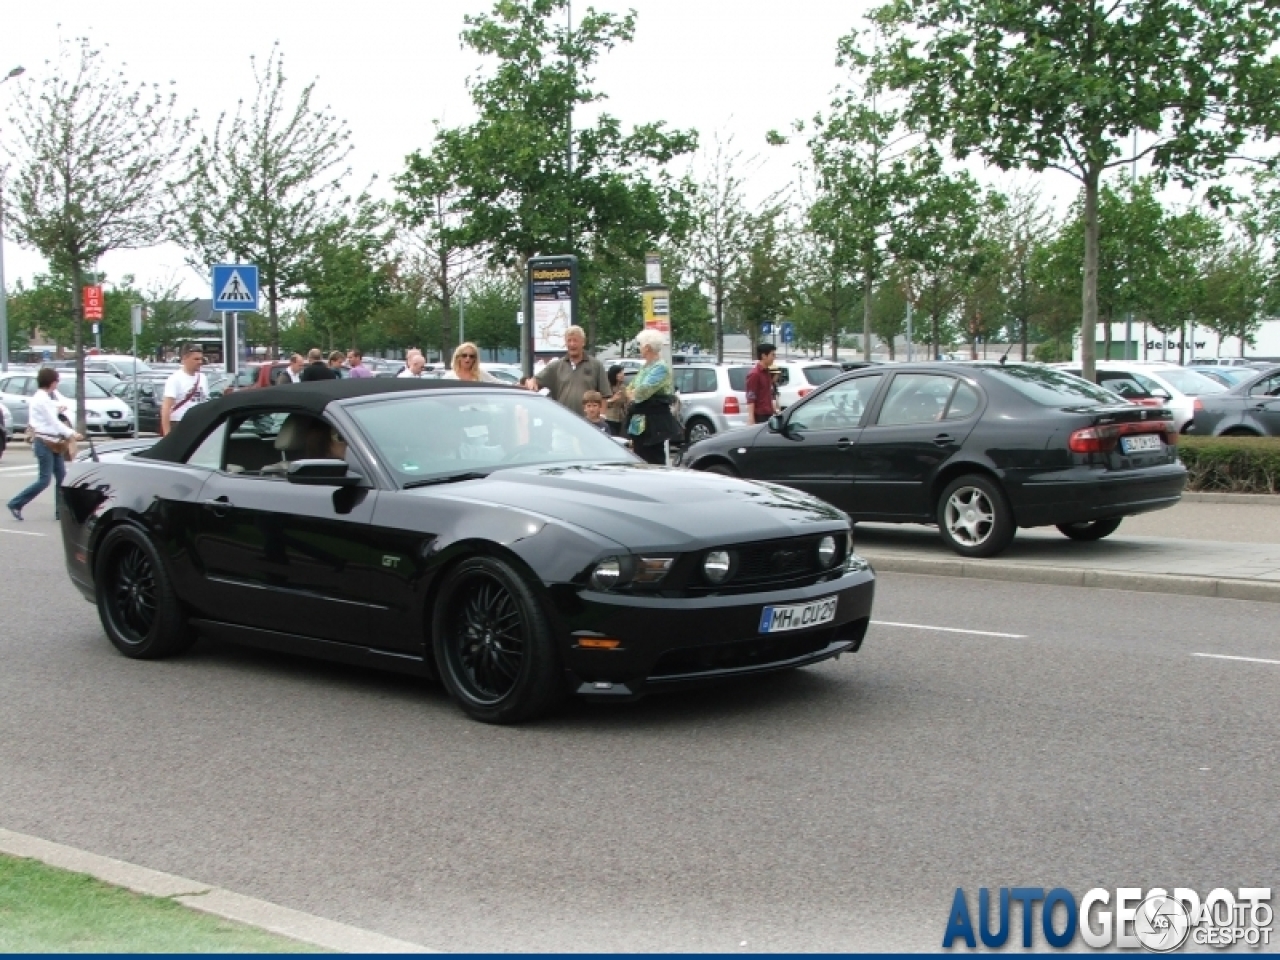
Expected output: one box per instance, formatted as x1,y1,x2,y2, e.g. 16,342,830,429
0,65,27,373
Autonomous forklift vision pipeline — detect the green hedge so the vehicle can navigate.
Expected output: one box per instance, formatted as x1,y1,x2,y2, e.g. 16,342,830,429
1178,436,1280,494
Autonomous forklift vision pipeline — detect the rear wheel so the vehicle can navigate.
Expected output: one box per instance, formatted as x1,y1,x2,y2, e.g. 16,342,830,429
936,474,1016,558
1056,517,1123,541
432,556,563,724
685,417,715,445
1223,427,1260,437
95,525,195,659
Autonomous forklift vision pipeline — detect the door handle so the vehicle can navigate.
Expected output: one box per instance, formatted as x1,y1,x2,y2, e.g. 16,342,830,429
933,434,955,447
836,437,854,450
202,496,233,516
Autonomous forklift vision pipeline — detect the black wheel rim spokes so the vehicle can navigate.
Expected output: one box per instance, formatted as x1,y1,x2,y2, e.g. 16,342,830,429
451,576,524,702
110,544,157,642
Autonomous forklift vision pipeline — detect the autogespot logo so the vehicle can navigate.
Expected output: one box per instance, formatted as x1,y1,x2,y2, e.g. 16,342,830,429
942,886,1273,951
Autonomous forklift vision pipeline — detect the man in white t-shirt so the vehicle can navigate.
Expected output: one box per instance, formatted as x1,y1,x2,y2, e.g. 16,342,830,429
397,351,428,378
161,345,210,436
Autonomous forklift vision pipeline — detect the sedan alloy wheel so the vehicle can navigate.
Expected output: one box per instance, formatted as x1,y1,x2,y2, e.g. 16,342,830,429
936,474,1015,558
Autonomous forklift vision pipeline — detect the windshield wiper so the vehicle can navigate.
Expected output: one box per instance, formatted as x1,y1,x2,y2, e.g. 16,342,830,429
403,471,493,489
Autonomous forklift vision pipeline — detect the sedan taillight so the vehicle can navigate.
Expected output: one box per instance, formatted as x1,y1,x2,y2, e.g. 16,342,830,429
1069,421,1177,453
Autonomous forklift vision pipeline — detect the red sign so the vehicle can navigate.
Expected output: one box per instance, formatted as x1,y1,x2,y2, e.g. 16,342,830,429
83,285,104,320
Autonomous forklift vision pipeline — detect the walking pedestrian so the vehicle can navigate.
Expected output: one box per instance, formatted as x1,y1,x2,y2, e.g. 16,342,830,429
746,342,778,424
603,364,627,437
524,325,611,412
7,367,82,521
273,354,304,385
327,351,347,378
625,329,682,465
397,352,429,378
160,345,210,437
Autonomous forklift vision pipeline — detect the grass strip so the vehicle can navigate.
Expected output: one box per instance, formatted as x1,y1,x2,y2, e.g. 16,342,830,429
0,852,321,953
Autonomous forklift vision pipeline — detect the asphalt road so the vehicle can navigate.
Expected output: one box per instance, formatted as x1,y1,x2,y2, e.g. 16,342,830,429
0,463,1276,950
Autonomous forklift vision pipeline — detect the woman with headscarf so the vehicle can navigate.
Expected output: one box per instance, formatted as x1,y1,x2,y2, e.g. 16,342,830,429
444,341,500,382
625,329,682,465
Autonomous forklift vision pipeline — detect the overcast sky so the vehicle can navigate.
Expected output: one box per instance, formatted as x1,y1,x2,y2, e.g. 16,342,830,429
1,0,1075,299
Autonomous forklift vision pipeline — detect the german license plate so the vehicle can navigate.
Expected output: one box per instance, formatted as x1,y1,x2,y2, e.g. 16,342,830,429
759,596,838,634
1120,434,1162,454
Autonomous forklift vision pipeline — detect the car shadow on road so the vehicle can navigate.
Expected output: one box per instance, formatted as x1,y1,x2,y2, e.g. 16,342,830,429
182,636,869,730
852,521,1163,561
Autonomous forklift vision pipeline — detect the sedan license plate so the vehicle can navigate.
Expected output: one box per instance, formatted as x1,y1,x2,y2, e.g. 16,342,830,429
759,596,838,634
1120,434,1162,454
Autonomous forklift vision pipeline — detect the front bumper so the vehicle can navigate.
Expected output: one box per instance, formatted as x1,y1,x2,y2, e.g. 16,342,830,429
86,420,135,436
545,565,876,699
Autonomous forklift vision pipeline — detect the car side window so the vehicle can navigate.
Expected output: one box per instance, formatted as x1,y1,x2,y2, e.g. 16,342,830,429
1249,375,1280,397
696,369,717,392
944,382,981,420
788,375,882,431
1098,373,1150,399
20,378,37,397
876,374,958,426
773,367,790,387
186,421,228,471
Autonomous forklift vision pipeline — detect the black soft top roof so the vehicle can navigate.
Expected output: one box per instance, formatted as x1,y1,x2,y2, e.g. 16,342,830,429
137,377,510,463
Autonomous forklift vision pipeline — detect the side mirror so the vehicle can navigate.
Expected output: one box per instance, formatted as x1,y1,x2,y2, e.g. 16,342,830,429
767,414,785,434
287,459,364,487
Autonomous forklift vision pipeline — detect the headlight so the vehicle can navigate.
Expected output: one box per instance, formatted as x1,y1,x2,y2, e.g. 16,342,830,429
817,534,838,568
703,549,735,584
590,557,628,590
86,410,103,420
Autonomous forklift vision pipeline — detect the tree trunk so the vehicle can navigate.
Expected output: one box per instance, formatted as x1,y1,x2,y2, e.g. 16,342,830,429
861,269,873,361
268,281,280,359
1081,167,1100,382
714,288,724,364
71,261,87,432
1021,316,1029,362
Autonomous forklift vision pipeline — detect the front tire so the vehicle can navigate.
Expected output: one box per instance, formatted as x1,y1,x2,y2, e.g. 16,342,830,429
937,474,1016,558
701,463,738,477
1056,517,1123,541
432,556,564,724
95,524,195,659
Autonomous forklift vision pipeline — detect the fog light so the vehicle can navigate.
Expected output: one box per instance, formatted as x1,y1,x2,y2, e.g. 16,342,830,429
590,558,626,590
703,549,734,584
817,534,838,567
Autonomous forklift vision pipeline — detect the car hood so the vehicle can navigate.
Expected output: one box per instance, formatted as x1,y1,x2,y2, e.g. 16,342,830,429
411,461,847,549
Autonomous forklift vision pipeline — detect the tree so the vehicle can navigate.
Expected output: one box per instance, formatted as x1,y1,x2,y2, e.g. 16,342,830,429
1149,206,1221,364
458,269,522,356
1200,239,1267,357
435,0,695,355
868,271,908,358
984,186,1057,360
871,0,1280,382
800,36,933,360
178,44,354,357
3,37,188,427
732,206,794,350
303,201,395,351
682,136,755,362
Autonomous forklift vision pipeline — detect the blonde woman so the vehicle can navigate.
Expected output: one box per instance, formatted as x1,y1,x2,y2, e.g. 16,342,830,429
444,342,499,382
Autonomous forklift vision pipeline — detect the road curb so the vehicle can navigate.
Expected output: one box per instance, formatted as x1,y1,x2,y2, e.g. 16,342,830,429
863,553,1280,604
0,827,434,953
1181,491,1280,505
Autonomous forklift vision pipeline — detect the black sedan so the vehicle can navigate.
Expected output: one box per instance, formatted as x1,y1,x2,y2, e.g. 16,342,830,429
683,362,1187,557
58,379,875,724
1188,365,1280,436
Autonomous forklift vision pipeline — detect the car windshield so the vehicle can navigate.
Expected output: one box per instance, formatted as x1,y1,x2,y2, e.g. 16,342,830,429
1155,368,1226,395
346,391,629,485
54,378,110,399
986,365,1120,405
802,365,843,386
106,358,151,375
1209,367,1263,386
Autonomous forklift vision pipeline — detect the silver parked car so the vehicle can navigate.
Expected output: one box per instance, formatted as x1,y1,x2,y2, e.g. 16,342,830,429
1190,365,1280,436
671,363,752,444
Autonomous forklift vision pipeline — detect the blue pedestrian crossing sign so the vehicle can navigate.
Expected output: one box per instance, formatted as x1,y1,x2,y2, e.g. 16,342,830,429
212,264,259,311
780,321,795,344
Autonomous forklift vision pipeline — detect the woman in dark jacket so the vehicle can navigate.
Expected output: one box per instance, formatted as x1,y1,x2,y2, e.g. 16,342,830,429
625,329,682,465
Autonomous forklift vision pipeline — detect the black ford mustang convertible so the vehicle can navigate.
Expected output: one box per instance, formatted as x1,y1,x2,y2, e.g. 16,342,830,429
59,379,875,723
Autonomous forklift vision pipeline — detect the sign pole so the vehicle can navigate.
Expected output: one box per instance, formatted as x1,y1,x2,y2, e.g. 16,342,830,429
130,303,143,436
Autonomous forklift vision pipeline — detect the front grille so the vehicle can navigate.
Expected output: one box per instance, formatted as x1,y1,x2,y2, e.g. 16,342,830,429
648,618,867,680
735,537,825,584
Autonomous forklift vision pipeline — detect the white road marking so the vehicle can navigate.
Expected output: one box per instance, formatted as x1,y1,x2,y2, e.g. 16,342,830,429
0,465,38,474
1192,652,1280,666
871,620,1027,639
0,528,47,537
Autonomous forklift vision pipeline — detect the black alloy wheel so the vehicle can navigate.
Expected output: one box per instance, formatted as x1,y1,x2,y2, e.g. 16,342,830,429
936,474,1016,558
685,417,715,445
433,556,563,724
95,525,194,659
1056,517,1124,541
